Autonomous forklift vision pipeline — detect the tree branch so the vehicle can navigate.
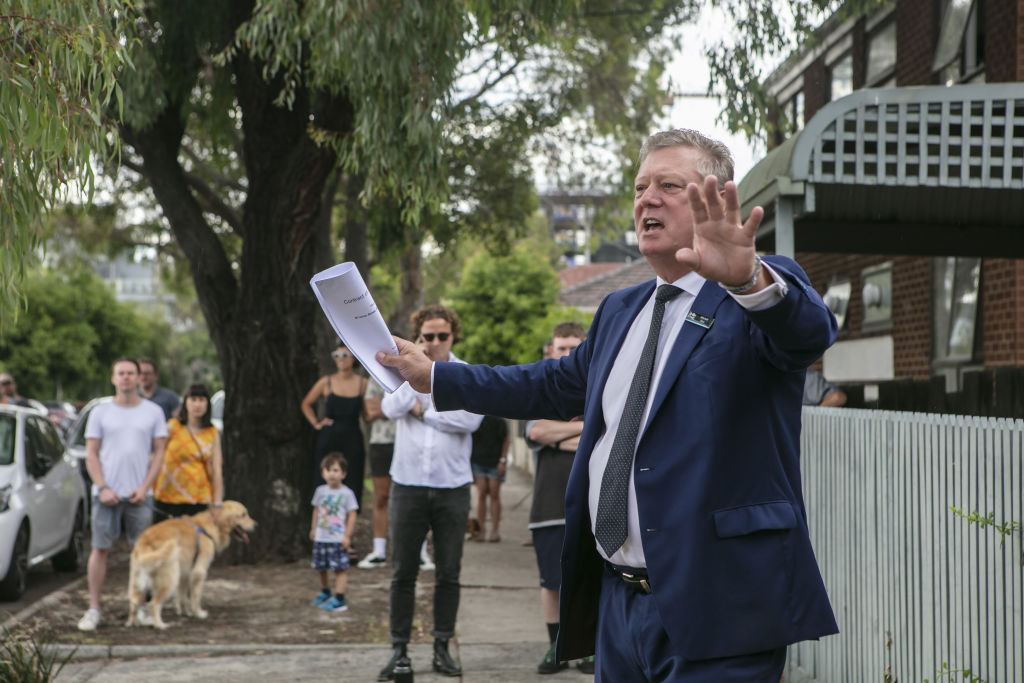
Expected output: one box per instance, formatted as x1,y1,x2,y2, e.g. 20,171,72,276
455,55,523,109
120,105,239,330
183,168,244,235
181,145,247,193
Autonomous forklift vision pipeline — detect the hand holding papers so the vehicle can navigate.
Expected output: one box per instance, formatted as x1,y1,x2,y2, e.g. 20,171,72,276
309,263,404,392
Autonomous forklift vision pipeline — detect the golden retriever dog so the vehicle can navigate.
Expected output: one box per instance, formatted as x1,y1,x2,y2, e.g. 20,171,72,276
126,501,256,629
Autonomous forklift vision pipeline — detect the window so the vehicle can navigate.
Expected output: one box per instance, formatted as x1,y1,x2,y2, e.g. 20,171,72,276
861,262,892,330
829,54,854,101
24,418,58,477
866,22,897,84
933,256,981,363
786,90,805,133
933,0,985,84
0,415,14,466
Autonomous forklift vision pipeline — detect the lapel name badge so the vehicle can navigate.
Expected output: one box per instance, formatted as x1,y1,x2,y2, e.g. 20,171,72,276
685,311,714,329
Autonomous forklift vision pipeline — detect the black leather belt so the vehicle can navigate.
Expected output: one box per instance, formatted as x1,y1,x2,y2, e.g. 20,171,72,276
605,562,652,594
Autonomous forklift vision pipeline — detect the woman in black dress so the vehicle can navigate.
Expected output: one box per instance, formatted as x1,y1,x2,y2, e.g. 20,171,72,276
301,343,368,510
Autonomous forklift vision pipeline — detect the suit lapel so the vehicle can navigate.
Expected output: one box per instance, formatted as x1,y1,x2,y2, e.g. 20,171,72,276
643,281,728,434
583,282,655,435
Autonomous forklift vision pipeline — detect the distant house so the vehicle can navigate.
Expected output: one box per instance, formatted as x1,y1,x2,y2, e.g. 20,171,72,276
591,237,641,264
738,0,1024,415
559,260,655,313
92,254,176,322
557,263,621,290
93,256,162,305
539,192,642,266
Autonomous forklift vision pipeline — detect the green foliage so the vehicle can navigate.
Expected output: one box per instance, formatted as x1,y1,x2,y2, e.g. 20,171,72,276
0,1,137,326
924,661,985,683
949,507,1022,546
449,243,565,366
228,0,478,224
706,0,887,142
0,626,74,682
0,267,169,402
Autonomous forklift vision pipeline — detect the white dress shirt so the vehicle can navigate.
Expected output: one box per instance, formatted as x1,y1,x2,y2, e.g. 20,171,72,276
589,264,788,567
383,352,483,488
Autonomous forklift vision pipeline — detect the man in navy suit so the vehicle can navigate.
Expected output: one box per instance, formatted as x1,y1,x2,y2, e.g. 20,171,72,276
379,129,839,681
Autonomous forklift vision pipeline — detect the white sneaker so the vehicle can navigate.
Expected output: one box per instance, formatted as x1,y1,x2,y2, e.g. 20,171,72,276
135,605,154,626
357,552,387,569
419,550,435,571
77,608,101,631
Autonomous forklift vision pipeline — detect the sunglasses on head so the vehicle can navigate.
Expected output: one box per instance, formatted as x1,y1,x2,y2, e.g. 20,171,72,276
331,350,351,359
420,333,450,343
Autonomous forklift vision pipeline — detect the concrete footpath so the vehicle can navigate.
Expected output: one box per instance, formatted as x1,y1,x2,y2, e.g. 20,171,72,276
53,467,593,682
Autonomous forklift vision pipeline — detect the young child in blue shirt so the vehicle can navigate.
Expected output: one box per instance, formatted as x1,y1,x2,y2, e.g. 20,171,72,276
310,452,359,612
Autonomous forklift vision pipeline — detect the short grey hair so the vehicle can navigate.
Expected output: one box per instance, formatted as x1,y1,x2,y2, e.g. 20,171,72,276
637,129,734,186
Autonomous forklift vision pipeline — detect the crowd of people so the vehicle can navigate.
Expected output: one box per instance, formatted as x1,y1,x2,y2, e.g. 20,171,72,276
2,126,851,682
73,358,225,632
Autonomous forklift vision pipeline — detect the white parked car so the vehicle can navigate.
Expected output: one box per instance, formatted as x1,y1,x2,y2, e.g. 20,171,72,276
64,396,111,466
210,389,224,433
0,404,88,600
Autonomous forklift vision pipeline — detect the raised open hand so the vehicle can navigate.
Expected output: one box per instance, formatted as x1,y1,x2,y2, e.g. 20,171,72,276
674,176,765,289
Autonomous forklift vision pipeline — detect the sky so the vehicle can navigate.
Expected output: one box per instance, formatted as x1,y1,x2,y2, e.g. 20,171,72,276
654,12,768,184
528,8,770,194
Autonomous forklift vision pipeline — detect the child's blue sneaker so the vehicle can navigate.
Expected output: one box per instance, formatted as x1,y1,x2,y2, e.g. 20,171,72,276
311,591,331,607
319,596,348,612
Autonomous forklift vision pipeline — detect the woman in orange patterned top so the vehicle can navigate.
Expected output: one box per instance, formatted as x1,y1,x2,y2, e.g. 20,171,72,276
153,383,224,518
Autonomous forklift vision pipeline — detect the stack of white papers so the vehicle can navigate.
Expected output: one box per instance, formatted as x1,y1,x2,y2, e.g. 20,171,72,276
309,263,404,392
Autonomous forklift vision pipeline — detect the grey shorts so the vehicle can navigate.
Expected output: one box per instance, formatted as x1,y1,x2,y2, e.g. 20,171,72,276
90,496,153,550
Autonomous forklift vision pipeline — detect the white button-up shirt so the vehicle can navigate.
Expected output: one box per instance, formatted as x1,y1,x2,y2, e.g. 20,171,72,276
589,264,788,567
383,352,483,488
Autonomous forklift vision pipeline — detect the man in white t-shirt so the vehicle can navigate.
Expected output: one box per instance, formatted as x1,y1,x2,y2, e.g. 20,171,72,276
77,357,168,632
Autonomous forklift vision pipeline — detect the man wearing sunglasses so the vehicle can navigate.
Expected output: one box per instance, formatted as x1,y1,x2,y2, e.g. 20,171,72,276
378,305,483,680
0,373,31,407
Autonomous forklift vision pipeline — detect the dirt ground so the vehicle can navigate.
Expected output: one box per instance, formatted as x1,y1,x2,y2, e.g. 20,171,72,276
9,507,439,647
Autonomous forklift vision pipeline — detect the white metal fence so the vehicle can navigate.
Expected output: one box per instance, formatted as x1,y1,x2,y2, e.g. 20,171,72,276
790,408,1024,683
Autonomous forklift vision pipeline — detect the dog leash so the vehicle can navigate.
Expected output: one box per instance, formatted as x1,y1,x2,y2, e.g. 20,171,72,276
139,498,175,519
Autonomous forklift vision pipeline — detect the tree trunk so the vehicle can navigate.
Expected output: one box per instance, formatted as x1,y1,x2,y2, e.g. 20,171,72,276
121,12,355,559
389,240,423,338
342,172,370,283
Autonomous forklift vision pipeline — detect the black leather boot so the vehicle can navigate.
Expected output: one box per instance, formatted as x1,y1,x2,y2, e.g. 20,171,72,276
378,644,410,682
432,638,462,676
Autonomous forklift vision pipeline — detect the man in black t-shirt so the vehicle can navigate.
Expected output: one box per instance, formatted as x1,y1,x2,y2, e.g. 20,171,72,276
523,322,593,675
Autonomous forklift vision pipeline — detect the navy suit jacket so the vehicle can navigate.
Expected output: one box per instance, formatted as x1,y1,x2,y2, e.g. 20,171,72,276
433,255,840,661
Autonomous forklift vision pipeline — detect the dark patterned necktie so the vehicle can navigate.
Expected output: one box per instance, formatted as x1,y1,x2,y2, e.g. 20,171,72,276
594,284,683,557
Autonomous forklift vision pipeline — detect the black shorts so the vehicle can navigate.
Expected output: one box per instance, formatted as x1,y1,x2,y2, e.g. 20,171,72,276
369,443,394,478
154,500,209,519
531,525,565,590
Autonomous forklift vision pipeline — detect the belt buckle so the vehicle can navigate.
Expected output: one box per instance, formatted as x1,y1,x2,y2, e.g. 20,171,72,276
620,571,651,594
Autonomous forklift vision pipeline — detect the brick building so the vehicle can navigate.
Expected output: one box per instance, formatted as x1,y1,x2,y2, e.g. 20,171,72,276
738,0,1024,415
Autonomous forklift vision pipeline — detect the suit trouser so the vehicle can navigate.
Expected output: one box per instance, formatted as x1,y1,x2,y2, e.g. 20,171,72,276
388,482,470,644
595,565,786,682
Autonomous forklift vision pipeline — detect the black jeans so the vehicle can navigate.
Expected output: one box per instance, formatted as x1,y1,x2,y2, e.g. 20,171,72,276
388,482,470,643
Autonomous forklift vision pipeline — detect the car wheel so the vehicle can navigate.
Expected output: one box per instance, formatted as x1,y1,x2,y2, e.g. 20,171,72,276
0,525,29,601
52,505,86,572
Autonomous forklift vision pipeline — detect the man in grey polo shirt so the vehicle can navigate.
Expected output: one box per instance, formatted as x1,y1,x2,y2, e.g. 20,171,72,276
78,357,168,632
138,357,180,420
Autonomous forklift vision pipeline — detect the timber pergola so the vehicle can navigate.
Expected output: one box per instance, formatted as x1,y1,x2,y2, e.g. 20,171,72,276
738,83,1024,258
